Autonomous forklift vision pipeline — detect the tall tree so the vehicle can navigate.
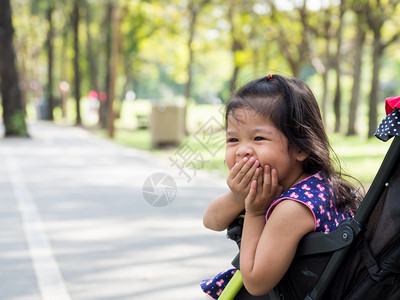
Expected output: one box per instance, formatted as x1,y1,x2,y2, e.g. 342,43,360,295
184,0,210,133
268,0,311,77
311,6,335,123
72,0,82,125
119,2,145,102
45,3,55,120
99,1,113,129
226,0,245,92
366,0,400,137
84,0,99,97
60,20,70,119
299,3,339,124
31,0,59,121
333,0,345,133
0,0,29,137
185,0,209,102
107,4,122,138
347,4,367,136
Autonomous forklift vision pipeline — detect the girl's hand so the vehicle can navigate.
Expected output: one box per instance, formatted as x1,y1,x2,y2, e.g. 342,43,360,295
245,165,283,217
227,157,261,203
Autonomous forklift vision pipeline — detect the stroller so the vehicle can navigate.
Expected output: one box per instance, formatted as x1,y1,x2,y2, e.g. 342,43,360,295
219,98,400,299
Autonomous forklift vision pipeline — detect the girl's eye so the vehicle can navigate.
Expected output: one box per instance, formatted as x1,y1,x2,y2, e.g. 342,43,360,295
254,136,265,141
226,138,238,143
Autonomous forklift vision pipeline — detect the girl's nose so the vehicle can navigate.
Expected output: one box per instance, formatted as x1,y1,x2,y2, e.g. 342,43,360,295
236,144,254,158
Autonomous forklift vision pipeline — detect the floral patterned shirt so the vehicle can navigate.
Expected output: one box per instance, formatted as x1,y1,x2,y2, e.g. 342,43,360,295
266,172,354,233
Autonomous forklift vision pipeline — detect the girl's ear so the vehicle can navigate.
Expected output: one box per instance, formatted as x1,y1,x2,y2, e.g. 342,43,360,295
294,148,308,162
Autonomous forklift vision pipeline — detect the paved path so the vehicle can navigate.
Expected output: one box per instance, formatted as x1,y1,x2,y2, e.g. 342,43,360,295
0,122,237,300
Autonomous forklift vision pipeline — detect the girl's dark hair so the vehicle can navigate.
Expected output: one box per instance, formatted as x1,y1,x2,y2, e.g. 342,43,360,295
225,74,362,211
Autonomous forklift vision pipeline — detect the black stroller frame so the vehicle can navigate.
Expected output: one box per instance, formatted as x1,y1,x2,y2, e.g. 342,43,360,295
226,134,400,299
301,135,400,300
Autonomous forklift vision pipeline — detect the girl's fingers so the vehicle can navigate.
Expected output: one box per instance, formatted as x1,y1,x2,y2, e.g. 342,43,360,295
253,166,262,180
247,180,258,201
239,159,260,185
256,167,262,190
229,157,249,178
230,157,259,184
271,167,279,190
262,165,282,198
227,157,249,186
263,165,271,187
271,168,283,198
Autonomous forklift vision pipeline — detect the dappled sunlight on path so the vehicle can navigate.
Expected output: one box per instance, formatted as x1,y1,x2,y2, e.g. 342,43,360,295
0,121,236,300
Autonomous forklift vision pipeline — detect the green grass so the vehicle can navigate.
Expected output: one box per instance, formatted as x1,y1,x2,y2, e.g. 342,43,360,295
329,134,391,187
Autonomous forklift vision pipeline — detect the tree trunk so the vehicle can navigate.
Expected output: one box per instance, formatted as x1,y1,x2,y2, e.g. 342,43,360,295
121,57,133,101
20,51,28,116
368,32,382,137
0,0,28,137
320,10,333,124
297,0,309,76
184,0,198,135
230,65,240,93
85,0,99,95
347,26,365,136
99,1,113,129
183,0,210,134
72,0,82,125
46,5,54,120
321,68,329,124
270,1,309,78
107,5,121,138
365,0,400,137
333,0,344,133
333,72,341,133
227,1,243,93
60,26,69,119
184,1,196,104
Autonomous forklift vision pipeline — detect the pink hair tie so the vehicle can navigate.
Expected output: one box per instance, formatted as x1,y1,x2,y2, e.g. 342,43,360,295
267,74,273,80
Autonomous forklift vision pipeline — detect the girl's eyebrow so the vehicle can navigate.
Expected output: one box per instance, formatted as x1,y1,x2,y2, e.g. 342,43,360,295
226,128,275,136
253,127,274,135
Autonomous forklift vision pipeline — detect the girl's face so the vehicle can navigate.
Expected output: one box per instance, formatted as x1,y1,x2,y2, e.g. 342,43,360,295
225,108,307,191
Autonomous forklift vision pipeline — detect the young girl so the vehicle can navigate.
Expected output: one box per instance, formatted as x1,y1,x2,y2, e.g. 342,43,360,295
201,74,361,299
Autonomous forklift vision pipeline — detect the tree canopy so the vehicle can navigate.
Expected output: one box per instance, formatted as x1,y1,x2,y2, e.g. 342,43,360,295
2,0,400,137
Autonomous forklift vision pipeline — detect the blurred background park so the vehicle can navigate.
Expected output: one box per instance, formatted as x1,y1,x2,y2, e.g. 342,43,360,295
2,0,400,185
1,1,400,299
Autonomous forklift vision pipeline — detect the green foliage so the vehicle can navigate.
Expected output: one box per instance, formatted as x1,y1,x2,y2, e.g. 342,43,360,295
6,0,400,137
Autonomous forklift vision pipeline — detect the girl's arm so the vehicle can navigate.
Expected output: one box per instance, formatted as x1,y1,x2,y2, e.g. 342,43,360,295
240,200,314,295
239,169,314,295
203,157,261,231
203,191,245,231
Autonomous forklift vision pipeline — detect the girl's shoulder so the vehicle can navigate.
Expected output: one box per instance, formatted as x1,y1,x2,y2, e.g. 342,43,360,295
287,171,334,199
271,172,334,207
267,171,354,233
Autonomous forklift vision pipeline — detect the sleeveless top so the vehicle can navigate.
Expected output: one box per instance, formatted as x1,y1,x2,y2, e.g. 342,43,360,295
266,171,354,233
201,172,355,299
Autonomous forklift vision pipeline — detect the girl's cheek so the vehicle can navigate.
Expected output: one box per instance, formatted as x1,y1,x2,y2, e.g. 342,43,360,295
226,160,235,170
225,150,235,170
